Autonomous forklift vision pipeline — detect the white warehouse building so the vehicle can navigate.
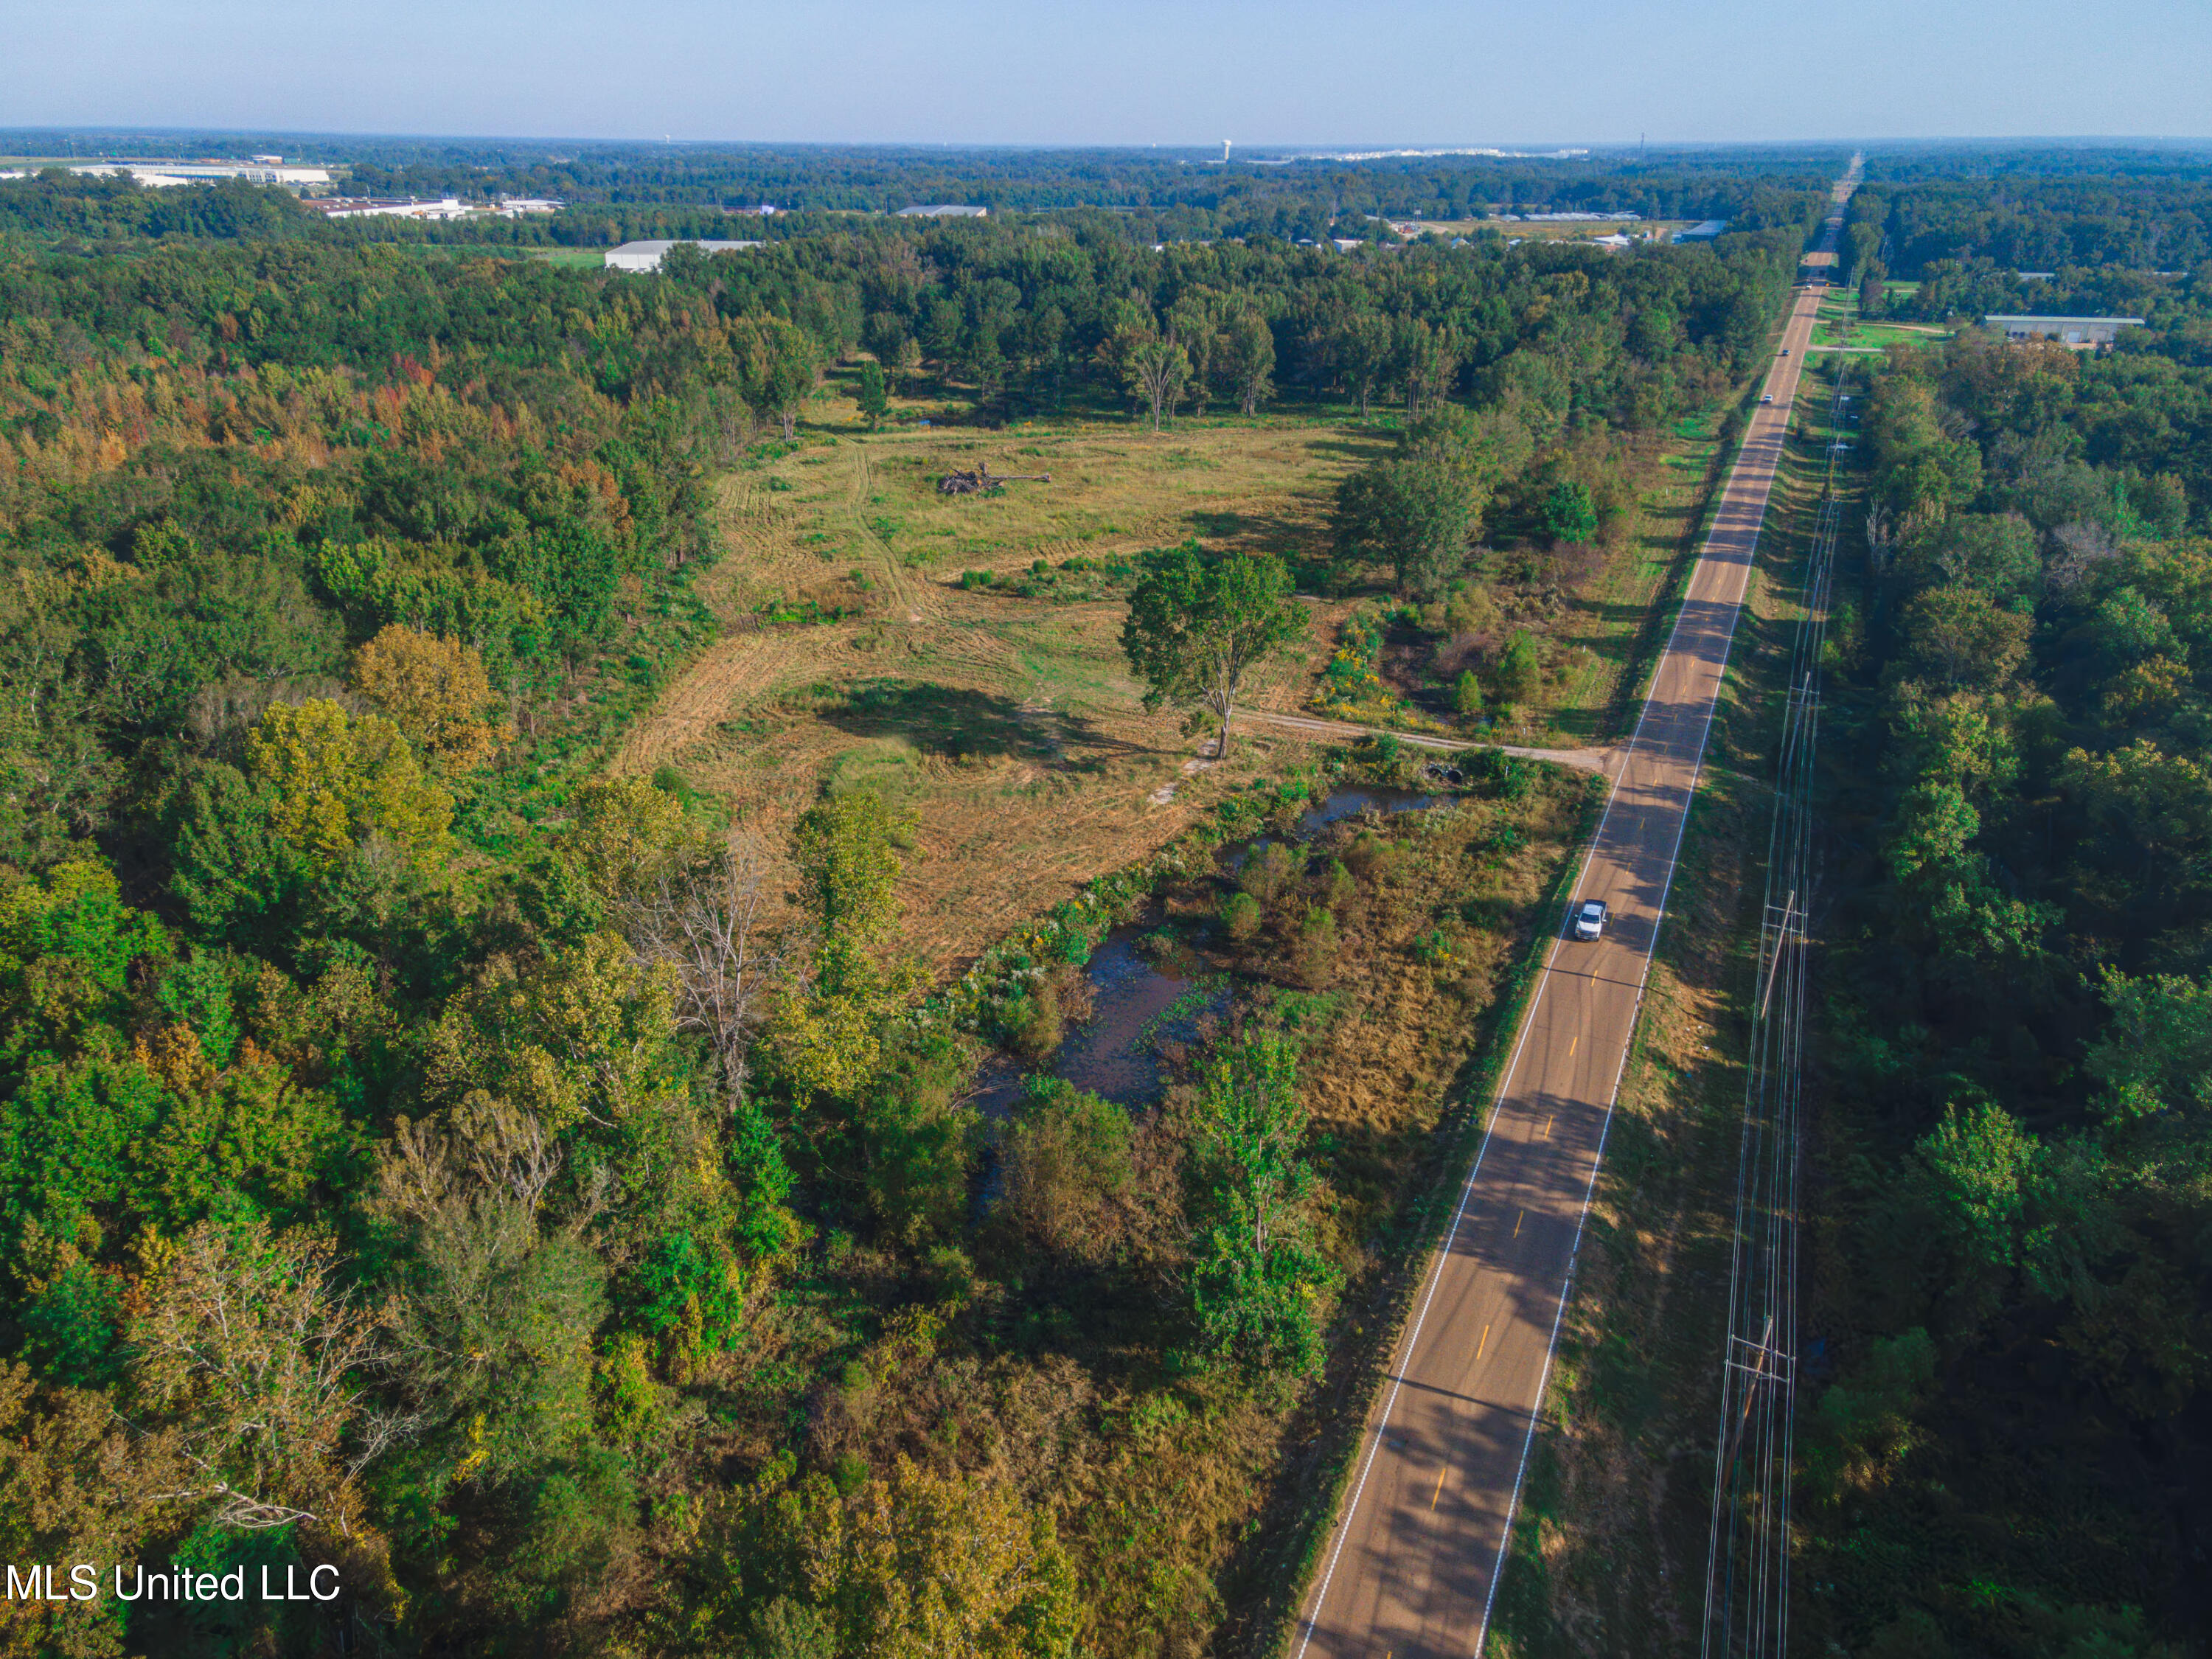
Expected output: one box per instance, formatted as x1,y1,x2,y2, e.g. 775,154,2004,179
604,238,765,272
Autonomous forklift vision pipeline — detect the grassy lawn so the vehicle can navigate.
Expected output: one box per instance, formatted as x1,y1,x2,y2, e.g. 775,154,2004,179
1814,285,1953,350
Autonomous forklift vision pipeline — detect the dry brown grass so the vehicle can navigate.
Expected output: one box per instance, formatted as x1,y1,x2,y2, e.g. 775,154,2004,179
622,419,1388,974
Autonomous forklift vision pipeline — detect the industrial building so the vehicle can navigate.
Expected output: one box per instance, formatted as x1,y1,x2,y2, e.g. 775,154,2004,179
1984,314,2145,347
894,204,987,218
604,239,764,272
69,160,333,189
1673,219,1730,242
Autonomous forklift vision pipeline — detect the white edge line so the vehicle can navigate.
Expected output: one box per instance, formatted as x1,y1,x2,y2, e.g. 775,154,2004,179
1470,292,1815,1657
1295,291,1815,1659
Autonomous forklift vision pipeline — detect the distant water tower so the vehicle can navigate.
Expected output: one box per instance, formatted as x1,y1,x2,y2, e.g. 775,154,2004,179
1222,139,1232,163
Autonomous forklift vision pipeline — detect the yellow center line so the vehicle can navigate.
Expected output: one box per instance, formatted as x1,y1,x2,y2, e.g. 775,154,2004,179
1568,1034,1577,1057
1430,1464,1449,1510
1541,1116,1554,1140
1514,1209,1524,1238
1475,1322,1491,1360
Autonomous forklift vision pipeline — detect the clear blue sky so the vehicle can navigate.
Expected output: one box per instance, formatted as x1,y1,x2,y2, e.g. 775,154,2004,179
14,0,2208,146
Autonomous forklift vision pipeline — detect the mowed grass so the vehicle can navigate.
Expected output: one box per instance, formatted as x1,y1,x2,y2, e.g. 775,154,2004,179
627,378,1742,975
623,409,1394,971
1815,285,1954,351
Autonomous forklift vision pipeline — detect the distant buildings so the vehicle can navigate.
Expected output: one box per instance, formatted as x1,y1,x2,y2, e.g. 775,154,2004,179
1494,210,1643,223
307,195,563,222
605,239,764,272
310,197,473,221
895,204,987,218
67,160,333,189
1984,315,2145,347
1673,220,1730,242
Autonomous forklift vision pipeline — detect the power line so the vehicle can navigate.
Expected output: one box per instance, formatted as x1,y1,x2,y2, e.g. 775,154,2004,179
1700,198,1854,1659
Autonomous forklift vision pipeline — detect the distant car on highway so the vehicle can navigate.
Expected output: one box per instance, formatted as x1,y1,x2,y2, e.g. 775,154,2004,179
1781,347,1790,355
1760,393,1774,403
1571,900,1607,941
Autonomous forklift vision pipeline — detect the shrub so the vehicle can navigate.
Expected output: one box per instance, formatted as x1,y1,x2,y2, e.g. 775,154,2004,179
1493,632,1543,703
1453,669,1486,720
1002,977,1064,1062
1293,905,1339,987
1239,841,1301,908
1220,891,1262,941
1001,1080,1135,1262
1320,858,1357,913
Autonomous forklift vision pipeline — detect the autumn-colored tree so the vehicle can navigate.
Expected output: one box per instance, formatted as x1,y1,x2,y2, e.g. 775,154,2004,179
1899,585,2031,690
563,775,698,901
246,699,451,869
768,792,921,1102
352,623,512,775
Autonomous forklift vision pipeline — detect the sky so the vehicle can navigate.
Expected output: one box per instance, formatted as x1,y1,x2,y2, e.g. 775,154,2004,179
9,0,2208,147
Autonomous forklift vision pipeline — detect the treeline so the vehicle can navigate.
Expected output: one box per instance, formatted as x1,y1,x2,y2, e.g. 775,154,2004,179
1,129,1838,230
1797,333,2210,1655
0,152,1831,253
1842,171,2212,324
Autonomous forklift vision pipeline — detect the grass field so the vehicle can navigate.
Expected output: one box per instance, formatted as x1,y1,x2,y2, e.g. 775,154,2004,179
1814,284,1954,351
624,372,1747,977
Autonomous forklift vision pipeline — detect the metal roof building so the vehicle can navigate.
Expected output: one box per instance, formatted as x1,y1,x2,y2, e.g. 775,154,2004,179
1984,315,2145,347
604,239,764,272
894,204,988,218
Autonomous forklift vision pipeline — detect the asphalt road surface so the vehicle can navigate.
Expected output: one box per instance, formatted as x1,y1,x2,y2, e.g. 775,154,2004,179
1292,177,1856,1659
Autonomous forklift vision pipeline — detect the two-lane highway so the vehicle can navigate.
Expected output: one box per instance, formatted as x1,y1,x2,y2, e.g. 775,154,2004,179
1293,173,1857,1659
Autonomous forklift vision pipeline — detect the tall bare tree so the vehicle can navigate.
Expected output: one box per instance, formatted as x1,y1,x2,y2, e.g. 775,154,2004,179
622,833,785,1099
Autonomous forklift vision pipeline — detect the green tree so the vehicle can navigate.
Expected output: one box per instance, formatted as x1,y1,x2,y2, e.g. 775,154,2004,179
768,792,921,1102
1899,586,2031,690
1331,456,1480,599
1121,543,1307,758
853,360,888,428
1453,669,1486,721
1185,1027,1335,1380
1220,306,1276,415
1493,631,1543,704
1329,310,1393,422
1540,479,1600,546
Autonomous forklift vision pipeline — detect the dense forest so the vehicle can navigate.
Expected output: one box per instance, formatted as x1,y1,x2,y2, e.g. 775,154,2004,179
1843,168,2212,330
0,192,1803,1655
0,138,1833,251
1800,291,2212,1653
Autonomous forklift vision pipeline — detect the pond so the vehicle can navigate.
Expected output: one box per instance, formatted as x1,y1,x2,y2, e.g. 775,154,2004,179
973,784,1455,1115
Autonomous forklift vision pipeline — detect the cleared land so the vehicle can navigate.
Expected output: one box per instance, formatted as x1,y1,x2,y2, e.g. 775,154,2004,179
623,384,1751,976
1815,285,1955,351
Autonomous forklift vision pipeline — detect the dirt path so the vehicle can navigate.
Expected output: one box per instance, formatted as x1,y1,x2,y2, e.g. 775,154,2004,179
1237,708,1615,774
